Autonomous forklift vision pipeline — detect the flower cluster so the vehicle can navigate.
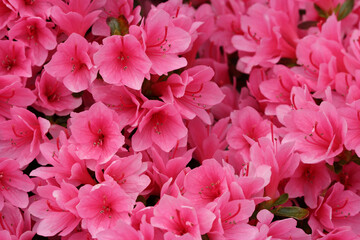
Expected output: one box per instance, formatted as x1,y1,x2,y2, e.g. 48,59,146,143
1,0,360,239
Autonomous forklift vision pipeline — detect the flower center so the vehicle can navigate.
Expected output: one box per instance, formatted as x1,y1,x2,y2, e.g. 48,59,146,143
2,55,16,71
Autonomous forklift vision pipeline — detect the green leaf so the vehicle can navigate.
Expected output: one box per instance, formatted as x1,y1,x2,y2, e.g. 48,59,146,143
297,21,318,30
337,0,354,21
201,234,210,240
272,206,309,220
314,4,328,18
107,15,129,36
273,193,289,206
334,3,341,14
71,91,84,98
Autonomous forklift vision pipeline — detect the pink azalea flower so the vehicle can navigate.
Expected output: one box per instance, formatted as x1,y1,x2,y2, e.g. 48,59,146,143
183,159,229,207
68,102,124,164
31,131,95,186
250,138,300,198
33,71,82,116
90,80,144,127
76,180,134,238
0,40,32,78
157,65,225,124
0,1,17,29
255,209,311,239
316,226,359,240
0,158,34,210
146,146,194,192
29,182,81,237
151,194,215,239
0,202,35,239
8,16,57,66
295,15,346,96
208,193,257,239
188,117,229,163
0,75,36,119
49,0,105,36
94,34,152,90
282,101,346,164
97,220,144,240
0,107,50,168
7,0,51,18
227,106,271,159
44,33,98,92
285,162,331,209
102,153,150,200
132,101,187,152
144,8,191,75
309,183,360,234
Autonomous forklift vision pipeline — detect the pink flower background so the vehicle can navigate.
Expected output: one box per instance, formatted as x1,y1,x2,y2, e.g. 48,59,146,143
0,0,360,239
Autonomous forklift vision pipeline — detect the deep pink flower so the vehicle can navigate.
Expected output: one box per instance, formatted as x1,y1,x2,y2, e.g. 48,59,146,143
282,101,346,164
0,40,32,78
0,203,35,239
0,75,36,119
0,158,34,210
29,182,81,237
151,194,215,239
76,180,134,238
157,65,225,124
250,138,300,198
0,107,50,168
103,153,150,200
97,220,144,240
188,117,229,163
0,1,17,29
255,209,311,239
90,80,144,127
94,34,152,90
309,183,360,234
33,71,82,116
183,159,228,207
227,106,271,159
7,0,51,18
49,0,105,36
132,101,187,152
45,33,98,92
31,131,95,186
69,102,124,164
144,8,191,75
285,162,331,209
8,16,57,66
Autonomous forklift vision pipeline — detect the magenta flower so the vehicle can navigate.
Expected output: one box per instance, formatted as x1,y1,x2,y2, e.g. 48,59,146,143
0,75,36,119
144,8,191,75
8,16,57,66
158,65,225,125
94,34,152,90
44,33,98,92
7,0,51,18
0,107,50,168
103,153,150,200
282,101,346,164
76,180,134,238
183,159,228,207
29,182,81,237
0,158,34,210
309,183,360,234
0,1,16,29
33,71,82,116
285,162,331,209
90,80,144,127
49,0,105,36
151,194,215,239
227,106,270,159
0,40,32,77
132,101,187,152
69,102,124,164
